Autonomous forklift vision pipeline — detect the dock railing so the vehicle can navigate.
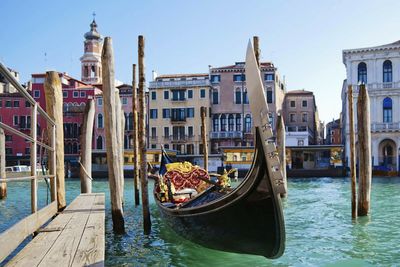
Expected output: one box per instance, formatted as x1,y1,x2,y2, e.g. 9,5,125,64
0,62,58,263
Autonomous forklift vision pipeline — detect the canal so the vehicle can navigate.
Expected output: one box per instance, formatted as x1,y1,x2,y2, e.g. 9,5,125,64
1,177,399,266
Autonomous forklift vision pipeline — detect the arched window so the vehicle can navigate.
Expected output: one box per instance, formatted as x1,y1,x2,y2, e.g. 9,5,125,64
228,114,235,131
358,62,367,84
124,113,128,130
383,60,392,83
236,114,241,131
98,114,103,128
243,90,249,104
128,112,133,130
220,114,227,131
383,97,393,123
235,88,242,104
73,123,78,138
72,143,78,154
213,114,219,132
245,114,252,133
96,136,103,149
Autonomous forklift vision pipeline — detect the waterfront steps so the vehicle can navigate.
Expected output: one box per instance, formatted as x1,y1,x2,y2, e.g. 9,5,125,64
6,193,105,267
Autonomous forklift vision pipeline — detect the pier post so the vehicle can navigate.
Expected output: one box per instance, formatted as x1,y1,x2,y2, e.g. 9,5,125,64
253,36,260,67
102,37,125,234
201,106,208,171
115,90,125,204
348,85,357,219
30,103,38,213
132,64,140,205
138,35,151,234
276,114,287,197
0,129,6,199
80,98,95,193
357,84,371,216
44,71,66,211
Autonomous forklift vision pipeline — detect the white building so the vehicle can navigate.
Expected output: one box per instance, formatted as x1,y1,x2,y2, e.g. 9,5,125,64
342,41,400,171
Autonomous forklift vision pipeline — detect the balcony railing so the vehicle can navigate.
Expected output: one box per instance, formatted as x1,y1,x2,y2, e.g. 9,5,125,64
149,79,210,88
352,82,400,92
210,131,243,139
371,122,400,132
171,116,186,122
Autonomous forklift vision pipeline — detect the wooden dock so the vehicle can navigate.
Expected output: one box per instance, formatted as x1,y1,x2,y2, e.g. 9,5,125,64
5,193,105,267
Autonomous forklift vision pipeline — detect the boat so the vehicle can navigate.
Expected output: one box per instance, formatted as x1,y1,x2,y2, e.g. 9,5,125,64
154,42,286,258
5,164,48,179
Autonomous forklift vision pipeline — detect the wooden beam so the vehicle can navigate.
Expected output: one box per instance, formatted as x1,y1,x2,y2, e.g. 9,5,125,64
0,128,6,199
138,35,151,234
80,98,95,193
0,201,57,263
357,84,371,216
132,64,140,205
31,103,38,213
44,71,66,211
201,106,208,171
348,85,357,219
102,37,125,234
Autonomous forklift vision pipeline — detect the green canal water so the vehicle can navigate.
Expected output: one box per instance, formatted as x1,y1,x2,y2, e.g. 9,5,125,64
1,177,400,266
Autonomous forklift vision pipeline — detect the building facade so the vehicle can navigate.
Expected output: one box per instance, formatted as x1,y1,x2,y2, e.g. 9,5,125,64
148,73,211,160
282,90,322,146
0,68,20,94
342,40,400,171
209,62,285,153
325,118,341,145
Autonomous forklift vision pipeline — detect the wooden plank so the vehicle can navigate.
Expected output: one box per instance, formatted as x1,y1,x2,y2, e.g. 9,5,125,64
71,194,105,267
37,195,96,267
0,128,6,199
0,201,57,263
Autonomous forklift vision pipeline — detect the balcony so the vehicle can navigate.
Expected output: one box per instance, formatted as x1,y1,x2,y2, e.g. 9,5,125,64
149,79,210,89
371,122,400,132
171,116,186,123
352,82,400,92
171,135,189,143
210,131,243,139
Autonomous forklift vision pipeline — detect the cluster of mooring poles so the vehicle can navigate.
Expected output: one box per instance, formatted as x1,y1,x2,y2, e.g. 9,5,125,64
348,84,371,219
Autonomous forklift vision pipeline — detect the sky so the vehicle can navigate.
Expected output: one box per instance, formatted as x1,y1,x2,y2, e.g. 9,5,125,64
2,0,400,123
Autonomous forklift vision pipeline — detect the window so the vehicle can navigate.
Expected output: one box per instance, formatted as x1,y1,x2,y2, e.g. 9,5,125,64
188,126,193,137
228,114,234,131
164,127,170,138
97,114,103,128
121,97,127,105
383,60,392,83
302,113,308,122
243,90,249,104
0,101,2,107
162,108,170,118
164,90,169,99
188,90,193,99
150,109,158,119
13,115,18,126
151,127,157,138
212,89,219,104
5,135,12,141
80,91,86,98
172,90,185,101
267,89,273,103
5,148,12,155
298,139,304,146
5,100,11,107
34,90,40,98
290,101,295,107
164,144,169,149
13,101,19,107
151,91,156,100
98,98,103,106
213,114,219,132
302,100,307,107
245,114,252,133
25,147,30,155
186,108,195,118
171,108,186,121
233,74,245,82
236,114,241,131
383,97,392,123
200,89,206,98
358,62,367,84
235,89,241,104
265,74,274,81
290,113,296,122
210,75,220,83
220,114,227,131
96,136,103,149
73,91,79,98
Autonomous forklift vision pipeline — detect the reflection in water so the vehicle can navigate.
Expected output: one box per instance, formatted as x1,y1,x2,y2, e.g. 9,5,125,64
1,177,400,266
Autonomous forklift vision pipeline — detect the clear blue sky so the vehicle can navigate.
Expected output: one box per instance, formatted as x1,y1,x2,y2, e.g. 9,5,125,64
2,0,400,123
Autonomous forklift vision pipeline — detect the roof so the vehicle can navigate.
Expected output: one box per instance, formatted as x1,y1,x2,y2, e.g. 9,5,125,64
211,62,274,71
343,40,400,55
156,73,209,79
286,89,314,95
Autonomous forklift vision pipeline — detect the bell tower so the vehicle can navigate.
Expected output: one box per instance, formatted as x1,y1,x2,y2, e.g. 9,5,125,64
80,14,102,84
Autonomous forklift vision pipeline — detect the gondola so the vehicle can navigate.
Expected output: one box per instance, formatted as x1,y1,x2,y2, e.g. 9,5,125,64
154,42,286,259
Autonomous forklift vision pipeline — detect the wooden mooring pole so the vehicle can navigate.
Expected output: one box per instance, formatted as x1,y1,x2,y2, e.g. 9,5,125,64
132,64,140,205
0,129,6,199
138,35,151,234
116,90,125,204
253,36,260,67
357,84,371,216
102,37,125,234
347,85,357,219
44,71,66,211
277,114,287,198
201,106,208,171
80,98,95,193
